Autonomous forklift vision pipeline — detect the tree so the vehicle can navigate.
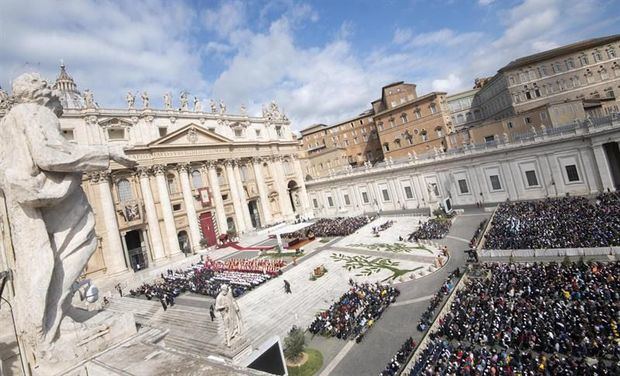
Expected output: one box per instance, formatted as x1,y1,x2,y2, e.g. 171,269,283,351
284,326,305,361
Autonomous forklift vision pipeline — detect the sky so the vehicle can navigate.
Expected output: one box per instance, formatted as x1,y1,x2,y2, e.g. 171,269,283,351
1,0,619,130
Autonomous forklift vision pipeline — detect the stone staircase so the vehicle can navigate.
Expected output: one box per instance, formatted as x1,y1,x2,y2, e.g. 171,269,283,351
106,295,249,360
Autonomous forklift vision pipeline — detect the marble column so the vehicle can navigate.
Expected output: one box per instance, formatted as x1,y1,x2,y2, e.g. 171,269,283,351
233,160,254,230
204,161,228,234
137,167,166,263
252,157,273,225
224,160,247,233
292,156,311,217
153,164,181,256
93,172,127,274
271,156,294,219
593,144,616,192
178,164,202,250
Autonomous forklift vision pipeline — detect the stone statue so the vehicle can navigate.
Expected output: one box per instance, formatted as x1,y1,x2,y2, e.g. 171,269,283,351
141,91,149,109
194,96,202,112
210,99,217,113
530,125,537,135
540,123,546,134
126,91,135,109
164,92,172,110
180,91,189,111
83,89,95,109
503,132,510,143
215,284,243,347
0,73,137,368
219,100,227,114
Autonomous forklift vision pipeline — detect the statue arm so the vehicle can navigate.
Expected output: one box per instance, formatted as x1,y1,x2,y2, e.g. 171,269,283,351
26,108,110,172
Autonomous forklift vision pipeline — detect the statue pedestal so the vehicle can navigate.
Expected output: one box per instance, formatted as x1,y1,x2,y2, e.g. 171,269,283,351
34,310,136,375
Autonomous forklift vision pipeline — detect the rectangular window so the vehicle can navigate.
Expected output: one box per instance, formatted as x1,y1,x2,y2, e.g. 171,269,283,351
344,194,351,206
381,188,390,202
524,117,531,124
313,198,319,208
159,127,168,137
507,121,513,129
565,165,580,182
172,203,182,211
484,135,495,143
327,196,334,207
489,175,502,191
108,128,126,140
361,191,369,204
404,186,414,199
458,179,469,194
525,170,539,187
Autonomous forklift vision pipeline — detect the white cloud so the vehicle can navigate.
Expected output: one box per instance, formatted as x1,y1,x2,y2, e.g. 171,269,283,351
0,0,207,108
201,0,247,39
432,74,463,92
478,0,495,5
393,28,413,44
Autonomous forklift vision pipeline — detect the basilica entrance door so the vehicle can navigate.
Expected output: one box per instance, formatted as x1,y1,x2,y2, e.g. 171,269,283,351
200,212,217,247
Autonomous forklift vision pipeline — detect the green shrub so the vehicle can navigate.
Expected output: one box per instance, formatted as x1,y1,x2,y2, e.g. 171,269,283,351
284,326,305,361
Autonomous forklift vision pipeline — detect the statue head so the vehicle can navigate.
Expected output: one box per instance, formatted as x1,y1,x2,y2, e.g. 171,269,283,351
220,284,230,296
12,72,63,116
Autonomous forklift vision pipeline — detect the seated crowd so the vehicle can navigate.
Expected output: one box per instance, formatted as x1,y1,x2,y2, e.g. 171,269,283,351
203,257,285,276
130,257,286,302
417,275,456,332
283,216,375,238
485,193,620,249
410,261,620,375
308,282,399,341
380,337,416,376
409,218,451,240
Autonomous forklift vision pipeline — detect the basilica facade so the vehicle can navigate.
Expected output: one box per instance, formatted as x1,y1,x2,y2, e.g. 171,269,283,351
37,65,312,279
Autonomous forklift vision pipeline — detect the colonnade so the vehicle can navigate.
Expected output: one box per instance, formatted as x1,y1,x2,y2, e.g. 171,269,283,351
90,155,311,275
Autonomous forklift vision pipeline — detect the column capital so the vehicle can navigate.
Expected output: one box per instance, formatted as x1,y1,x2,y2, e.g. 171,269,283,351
135,166,152,178
223,159,236,168
250,156,264,164
152,164,167,176
176,163,191,173
88,170,112,183
203,160,217,170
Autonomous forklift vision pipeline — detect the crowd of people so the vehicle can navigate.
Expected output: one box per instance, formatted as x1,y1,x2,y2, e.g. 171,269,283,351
308,282,399,341
409,218,451,240
128,257,284,304
469,219,487,249
283,216,375,238
380,337,416,376
409,261,620,375
484,193,620,249
203,257,285,276
417,275,457,332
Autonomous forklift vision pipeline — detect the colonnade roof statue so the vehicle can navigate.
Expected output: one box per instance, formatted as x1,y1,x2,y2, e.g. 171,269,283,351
0,72,136,372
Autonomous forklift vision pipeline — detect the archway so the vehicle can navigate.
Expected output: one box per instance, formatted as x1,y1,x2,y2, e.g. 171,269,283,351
177,230,190,254
287,180,300,212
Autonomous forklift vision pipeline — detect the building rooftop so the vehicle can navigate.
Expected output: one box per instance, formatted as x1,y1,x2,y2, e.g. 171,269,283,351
499,34,620,72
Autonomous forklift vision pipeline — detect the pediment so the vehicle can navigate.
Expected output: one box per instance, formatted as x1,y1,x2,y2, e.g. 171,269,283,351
99,117,133,128
149,123,232,147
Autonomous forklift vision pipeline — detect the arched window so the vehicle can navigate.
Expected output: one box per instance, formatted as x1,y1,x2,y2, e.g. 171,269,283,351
456,114,464,124
191,170,203,189
600,68,609,80
394,138,401,148
435,127,444,138
284,160,293,174
420,130,428,142
117,179,133,202
429,103,437,114
167,174,178,194
401,113,408,124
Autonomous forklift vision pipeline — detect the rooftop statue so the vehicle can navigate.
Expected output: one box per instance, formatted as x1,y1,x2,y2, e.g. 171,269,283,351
180,91,189,111
126,91,135,109
164,92,172,110
83,89,95,109
0,73,137,371
141,91,149,109
219,100,227,115
194,96,202,112
210,99,217,113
